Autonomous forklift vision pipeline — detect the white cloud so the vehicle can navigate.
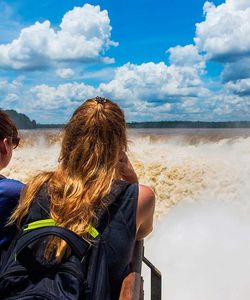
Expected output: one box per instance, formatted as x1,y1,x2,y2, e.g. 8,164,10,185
1,75,249,122
212,93,250,118
221,57,250,82
192,0,250,84
0,4,117,70
226,0,250,11
29,82,96,109
0,60,209,122
99,62,208,106
0,59,211,122
225,78,250,96
0,78,22,95
0,77,24,109
168,44,205,70
2,0,250,122
177,98,203,114
1,78,97,122
56,68,74,79
195,0,250,62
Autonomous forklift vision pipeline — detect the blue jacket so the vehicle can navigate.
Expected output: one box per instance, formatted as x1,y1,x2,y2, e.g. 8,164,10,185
0,177,24,246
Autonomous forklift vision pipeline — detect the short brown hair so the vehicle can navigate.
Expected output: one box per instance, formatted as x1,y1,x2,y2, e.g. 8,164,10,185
0,109,18,140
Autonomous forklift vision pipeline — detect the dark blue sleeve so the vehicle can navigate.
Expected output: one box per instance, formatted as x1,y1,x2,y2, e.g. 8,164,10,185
0,179,24,200
0,179,24,244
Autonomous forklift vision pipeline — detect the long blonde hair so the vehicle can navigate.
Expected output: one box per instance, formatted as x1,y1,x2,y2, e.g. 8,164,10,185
9,97,127,260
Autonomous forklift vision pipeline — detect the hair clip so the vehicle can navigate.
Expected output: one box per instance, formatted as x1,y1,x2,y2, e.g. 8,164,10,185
95,96,108,104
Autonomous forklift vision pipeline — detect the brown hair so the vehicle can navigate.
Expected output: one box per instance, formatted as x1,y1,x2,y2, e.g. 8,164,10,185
0,110,18,140
9,98,127,261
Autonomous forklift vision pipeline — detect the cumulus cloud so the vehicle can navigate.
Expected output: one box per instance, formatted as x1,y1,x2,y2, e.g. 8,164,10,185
29,82,96,109
2,0,250,122
24,61,205,114
0,79,22,92
194,0,250,82
99,62,208,105
225,78,250,96
56,68,75,79
212,92,250,119
177,98,203,114
221,57,250,82
0,4,117,70
1,77,249,122
195,0,250,62
0,78,23,107
0,60,209,122
168,44,205,70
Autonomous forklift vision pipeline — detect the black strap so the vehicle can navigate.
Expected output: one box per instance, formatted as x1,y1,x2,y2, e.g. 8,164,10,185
24,181,130,236
16,226,90,260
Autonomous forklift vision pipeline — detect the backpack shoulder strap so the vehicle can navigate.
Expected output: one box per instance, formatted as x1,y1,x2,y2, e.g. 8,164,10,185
22,181,131,237
16,226,90,261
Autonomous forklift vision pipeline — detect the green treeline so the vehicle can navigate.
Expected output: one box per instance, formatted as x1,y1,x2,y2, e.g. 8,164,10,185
37,124,64,129
5,110,37,129
127,121,250,128
3,109,250,129
37,121,250,128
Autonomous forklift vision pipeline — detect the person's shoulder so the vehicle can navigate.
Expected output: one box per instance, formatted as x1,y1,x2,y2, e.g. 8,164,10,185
138,184,155,217
0,178,24,198
138,184,155,205
136,184,155,239
0,178,24,189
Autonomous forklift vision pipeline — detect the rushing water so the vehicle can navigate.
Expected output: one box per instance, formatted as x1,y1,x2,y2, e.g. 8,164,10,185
3,128,250,300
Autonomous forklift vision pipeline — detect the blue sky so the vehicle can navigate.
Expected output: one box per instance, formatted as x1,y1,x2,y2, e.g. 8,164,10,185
0,0,250,123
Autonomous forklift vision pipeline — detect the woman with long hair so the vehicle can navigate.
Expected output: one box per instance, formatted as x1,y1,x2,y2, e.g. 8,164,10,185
0,110,23,247
9,97,155,298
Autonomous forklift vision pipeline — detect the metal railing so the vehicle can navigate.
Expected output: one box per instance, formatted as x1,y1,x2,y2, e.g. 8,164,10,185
119,241,162,300
143,255,162,300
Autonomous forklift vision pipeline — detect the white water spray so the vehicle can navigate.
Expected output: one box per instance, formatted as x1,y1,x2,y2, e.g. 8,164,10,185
3,128,250,299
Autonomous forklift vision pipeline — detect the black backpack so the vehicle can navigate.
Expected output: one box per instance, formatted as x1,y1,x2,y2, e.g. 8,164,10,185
0,220,111,300
0,182,129,300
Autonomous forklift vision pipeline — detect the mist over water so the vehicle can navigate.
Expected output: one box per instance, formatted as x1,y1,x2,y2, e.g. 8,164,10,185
3,128,250,299
144,199,250,300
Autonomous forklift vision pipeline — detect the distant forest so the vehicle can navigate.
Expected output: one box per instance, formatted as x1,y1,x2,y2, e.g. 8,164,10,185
3,109,250,129
5,109,37,129
127,121,250,128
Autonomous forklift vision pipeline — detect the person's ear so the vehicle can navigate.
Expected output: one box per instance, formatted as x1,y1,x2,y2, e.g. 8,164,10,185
0,139,7,155
0,138,10,155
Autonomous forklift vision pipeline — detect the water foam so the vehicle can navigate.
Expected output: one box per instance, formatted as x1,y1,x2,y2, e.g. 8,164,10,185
3,129,250,299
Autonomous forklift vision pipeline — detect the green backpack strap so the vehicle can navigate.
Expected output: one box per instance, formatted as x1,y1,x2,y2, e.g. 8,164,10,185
23,218,99,239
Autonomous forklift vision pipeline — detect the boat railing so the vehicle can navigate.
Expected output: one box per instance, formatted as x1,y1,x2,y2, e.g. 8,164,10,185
119,240,162,300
